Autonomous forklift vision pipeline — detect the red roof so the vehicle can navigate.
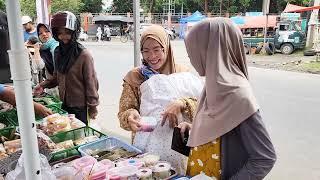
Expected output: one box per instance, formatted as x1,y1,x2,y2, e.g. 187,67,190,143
238,15,278,29
283,3,320,13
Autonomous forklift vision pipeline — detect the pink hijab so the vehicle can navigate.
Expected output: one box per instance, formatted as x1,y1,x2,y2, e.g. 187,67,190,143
184,18,260,147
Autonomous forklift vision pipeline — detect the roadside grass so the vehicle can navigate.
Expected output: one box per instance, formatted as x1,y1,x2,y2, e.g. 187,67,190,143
298,61,320,74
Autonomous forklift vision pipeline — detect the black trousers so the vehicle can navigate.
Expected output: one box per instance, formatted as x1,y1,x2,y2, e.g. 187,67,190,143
62,104,88,125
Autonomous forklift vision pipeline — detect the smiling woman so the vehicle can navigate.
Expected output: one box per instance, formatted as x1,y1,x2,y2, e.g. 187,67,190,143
117,25,202,174
141,38,165,70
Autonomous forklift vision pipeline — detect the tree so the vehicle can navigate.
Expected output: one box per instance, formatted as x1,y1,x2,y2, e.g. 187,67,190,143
20,0,36,18
0,0,5,12
79,0,104,13
239,0,251,12
204,0,208,13
111,0,132,13
145,0,156,13
51,0,84,14
18,0,83,19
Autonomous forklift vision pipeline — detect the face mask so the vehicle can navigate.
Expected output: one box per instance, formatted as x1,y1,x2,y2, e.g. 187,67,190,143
41,37,58,51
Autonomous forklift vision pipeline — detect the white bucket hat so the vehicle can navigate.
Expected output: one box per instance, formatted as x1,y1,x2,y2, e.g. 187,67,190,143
21,16,32,25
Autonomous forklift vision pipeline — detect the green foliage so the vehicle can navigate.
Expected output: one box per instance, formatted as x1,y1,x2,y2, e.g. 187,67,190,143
111,0,132,13
18,0,84,19
0,0,5,12
20,0,36,18
51,0,84,14
2,0,315,17
79,0,103,13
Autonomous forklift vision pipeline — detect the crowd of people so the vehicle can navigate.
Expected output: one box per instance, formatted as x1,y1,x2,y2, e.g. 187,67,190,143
1,10,277,179
1,11,99,125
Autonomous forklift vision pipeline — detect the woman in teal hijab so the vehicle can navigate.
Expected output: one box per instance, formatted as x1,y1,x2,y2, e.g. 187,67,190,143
36,23,59,76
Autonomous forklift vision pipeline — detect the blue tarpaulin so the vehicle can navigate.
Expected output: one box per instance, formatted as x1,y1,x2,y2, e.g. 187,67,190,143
179,11,205,23
179,11,205,38
230,16,245,25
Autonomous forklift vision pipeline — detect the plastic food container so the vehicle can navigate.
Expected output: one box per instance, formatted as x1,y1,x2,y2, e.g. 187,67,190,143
99,159,115,169
81,162,108,180
140,116,157,132
72,156,97,170
49,126,106,163
52,166,77,180
117,159,144,169
78,137,142,157
107,165,139,179
153,162,171,179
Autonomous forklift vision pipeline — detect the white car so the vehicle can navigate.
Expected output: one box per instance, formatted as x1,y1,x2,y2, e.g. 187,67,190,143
140,23,176,40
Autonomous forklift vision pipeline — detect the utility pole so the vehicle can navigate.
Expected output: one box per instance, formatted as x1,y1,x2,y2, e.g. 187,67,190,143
6,0,42,179
180,2,183,19
168,0,171,28
306,0,320,47
133,0,141,67
220,0,222,16
163,0,175,27
262,0,270,44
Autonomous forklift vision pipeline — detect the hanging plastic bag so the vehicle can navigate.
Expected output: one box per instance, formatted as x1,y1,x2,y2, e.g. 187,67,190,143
5,153,56,180
88,118,102,132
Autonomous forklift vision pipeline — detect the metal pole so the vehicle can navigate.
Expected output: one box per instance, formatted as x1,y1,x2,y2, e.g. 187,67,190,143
262,0,270,44
264,14,269,44
220,0,222,16
180,2,183,19
168,0,171,28
5,0,42,179
133,0,141,67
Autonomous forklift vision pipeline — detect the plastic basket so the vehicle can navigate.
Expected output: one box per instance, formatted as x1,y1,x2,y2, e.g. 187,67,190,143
33,95,62,108
35,104,67,121
8,105,67,126
78,137,142,157
49,126,106,163
0,127,16,140
0,112,16,131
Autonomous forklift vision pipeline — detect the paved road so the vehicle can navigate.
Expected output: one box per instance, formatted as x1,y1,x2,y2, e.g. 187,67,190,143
85,40,320,180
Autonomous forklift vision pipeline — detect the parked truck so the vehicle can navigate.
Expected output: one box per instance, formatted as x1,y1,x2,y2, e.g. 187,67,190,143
242,19,306,55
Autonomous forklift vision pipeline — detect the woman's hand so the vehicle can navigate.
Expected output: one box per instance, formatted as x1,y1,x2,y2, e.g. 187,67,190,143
88,106,98,119
161,99,186,128
128,109,142,132
177,122,192,139
33,84,44,96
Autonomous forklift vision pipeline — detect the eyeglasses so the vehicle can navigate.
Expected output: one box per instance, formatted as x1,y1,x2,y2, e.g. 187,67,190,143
141,47,164,57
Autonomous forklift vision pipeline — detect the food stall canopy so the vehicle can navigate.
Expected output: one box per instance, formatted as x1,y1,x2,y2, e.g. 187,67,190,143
284,3,320,13
231,15,278,29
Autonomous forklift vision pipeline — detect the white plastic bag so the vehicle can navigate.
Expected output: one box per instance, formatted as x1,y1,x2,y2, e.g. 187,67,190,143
89,119,102,132
5,153,56,180
190,173,215,180
133,72,203,174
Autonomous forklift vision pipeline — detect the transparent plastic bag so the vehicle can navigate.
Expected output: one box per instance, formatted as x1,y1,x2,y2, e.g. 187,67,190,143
5,153,56,180
88,119,101,132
